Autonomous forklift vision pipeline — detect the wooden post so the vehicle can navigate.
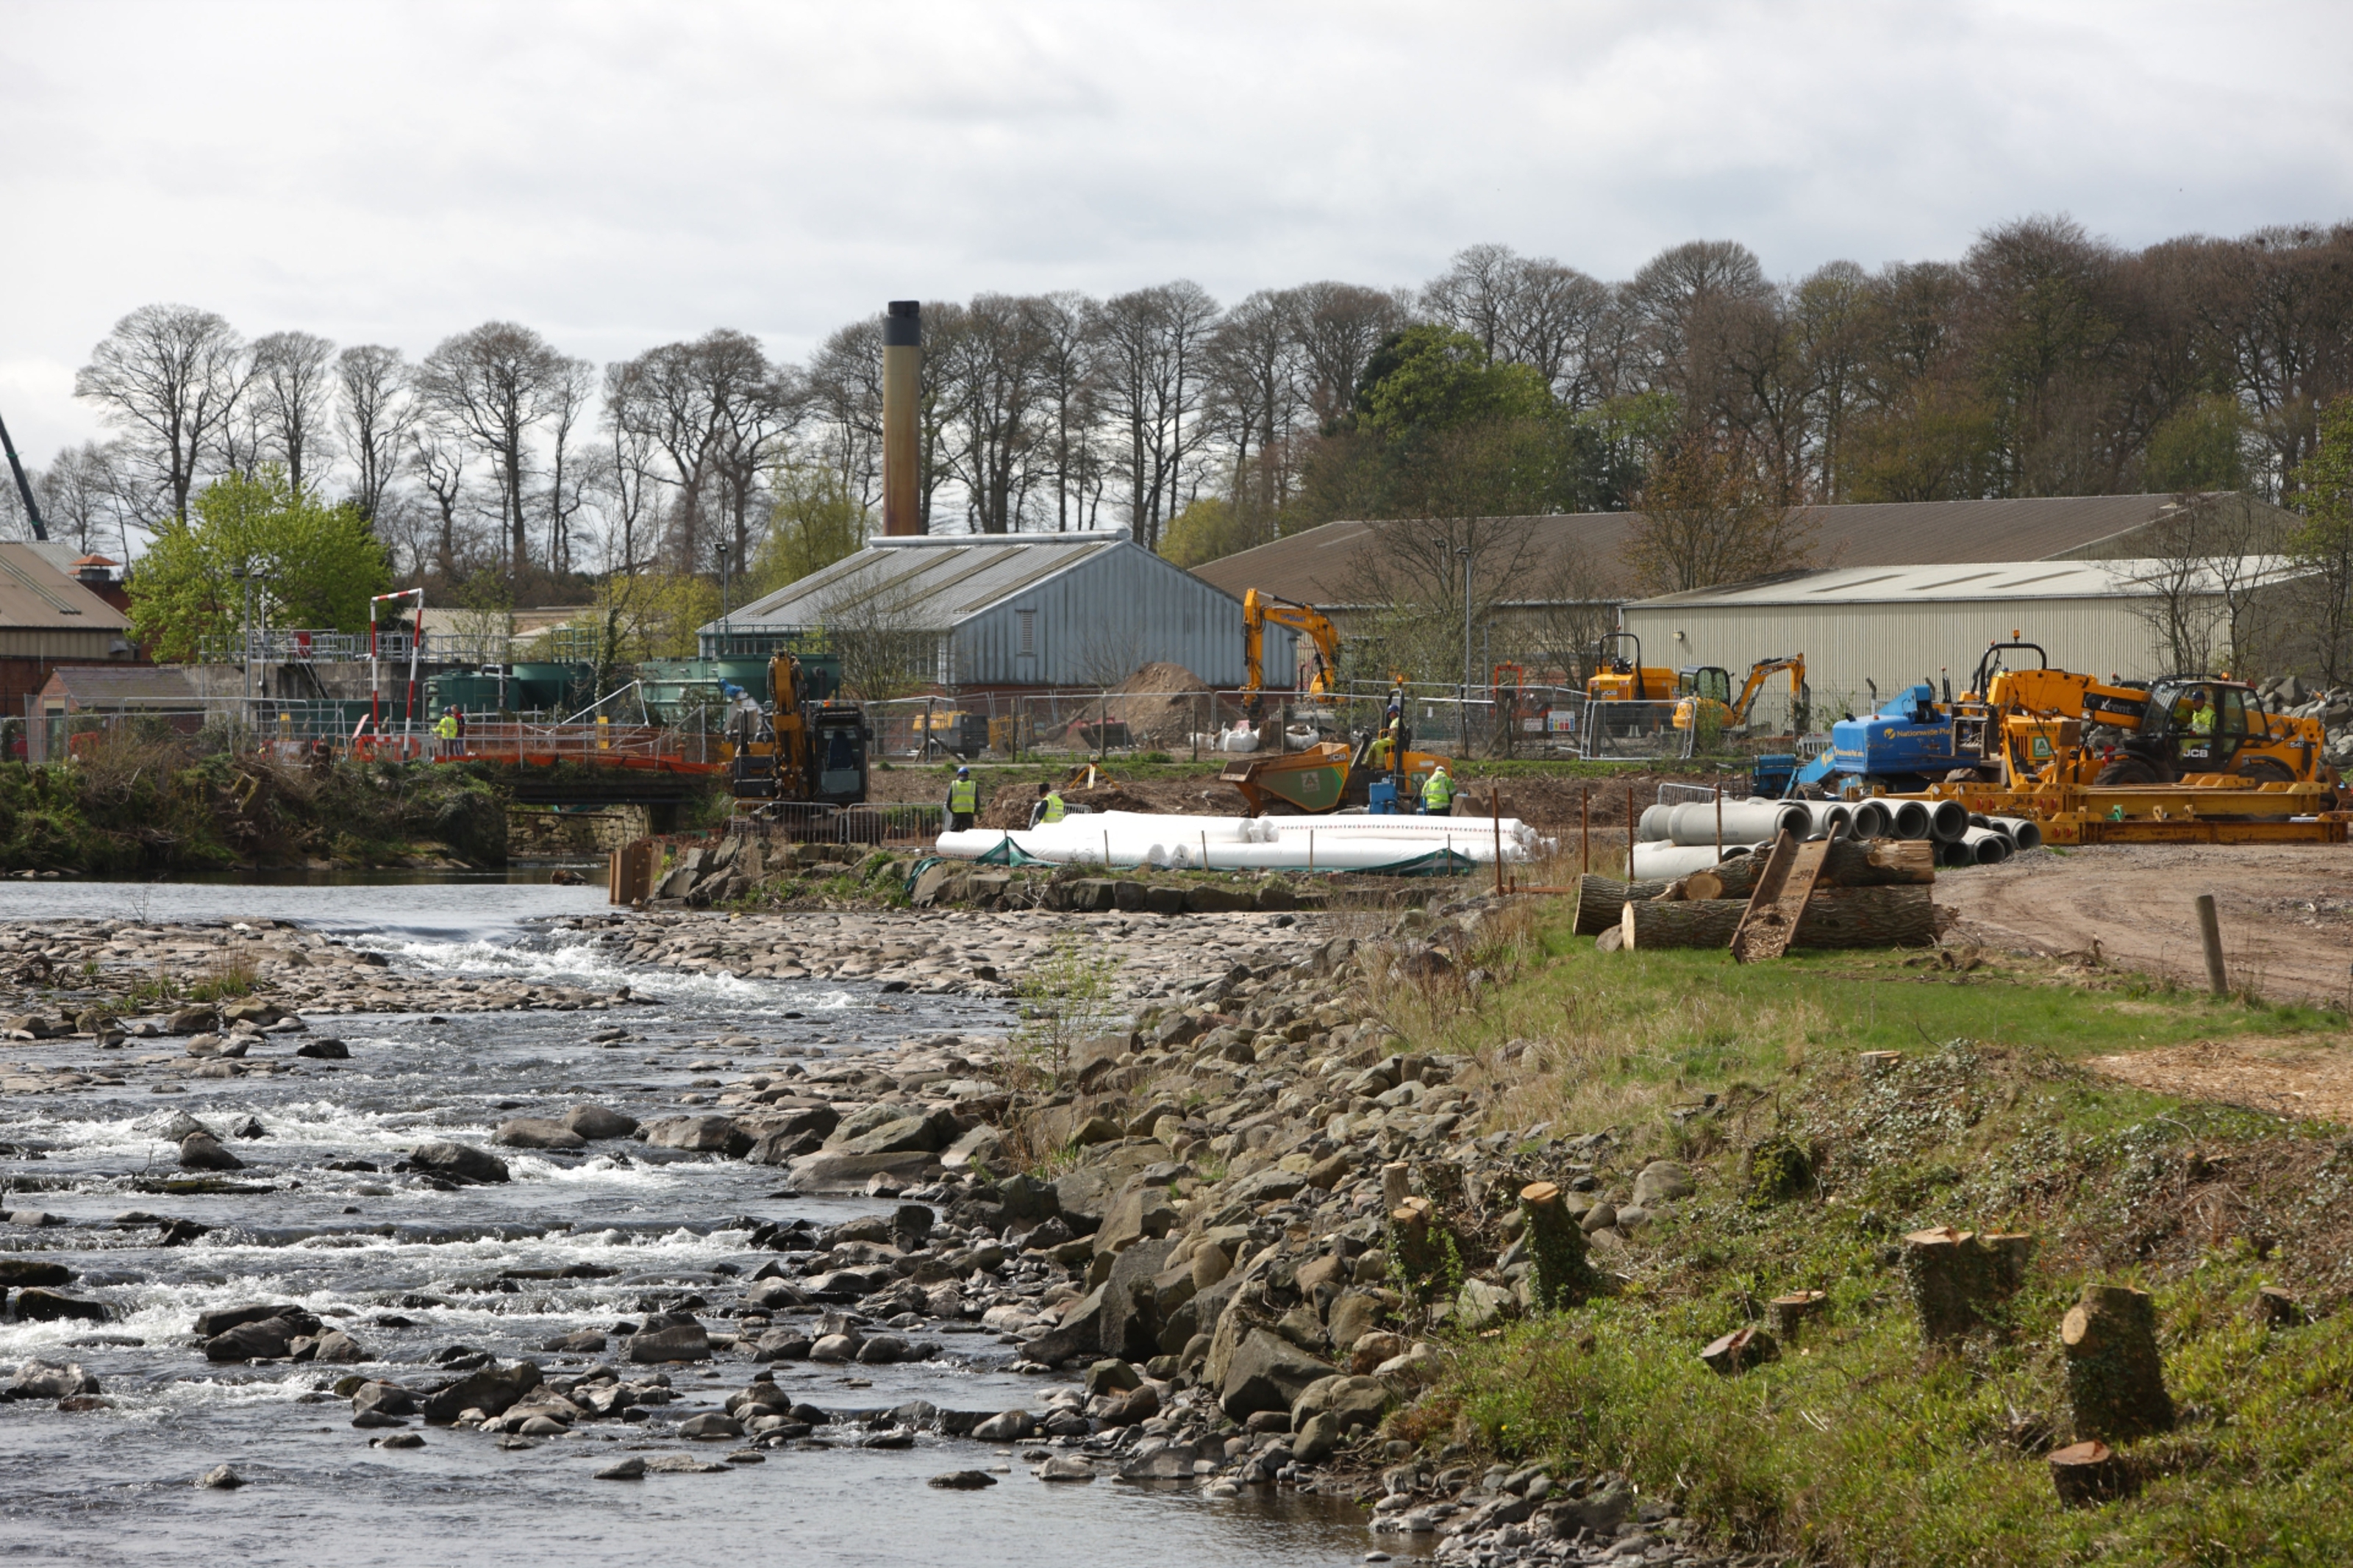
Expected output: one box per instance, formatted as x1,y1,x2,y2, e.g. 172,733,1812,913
1382,1161,1412,1214
1624,781,1634,878
1581,787,1590,874
1518,1181,1588,1311
2195,893,2227,995
1714,785,1723,862
2061,1284,2173,1442
2253,1285,2303,1328
1491,785,1504,898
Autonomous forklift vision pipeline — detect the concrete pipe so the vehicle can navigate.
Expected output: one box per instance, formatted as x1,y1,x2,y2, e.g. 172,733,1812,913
1848,800,1893,840
1637,803,1678,843
1631,841,1757,880
1665,799,1808,848
1926,799,1970,842
1889,799,1931,840
1959,826,2013,864
1793,801,1854,837
1986,815,2043,851
1935,839,1976,868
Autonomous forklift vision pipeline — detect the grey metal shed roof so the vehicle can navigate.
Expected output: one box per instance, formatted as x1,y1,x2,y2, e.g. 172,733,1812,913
718,533,1129,634
1625,556,2309,609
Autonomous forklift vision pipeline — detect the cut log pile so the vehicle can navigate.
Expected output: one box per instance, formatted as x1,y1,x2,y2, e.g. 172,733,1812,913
1584,835,1938,954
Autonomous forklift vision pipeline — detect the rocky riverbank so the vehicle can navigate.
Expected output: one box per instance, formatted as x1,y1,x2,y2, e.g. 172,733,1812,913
3,889,1749,1565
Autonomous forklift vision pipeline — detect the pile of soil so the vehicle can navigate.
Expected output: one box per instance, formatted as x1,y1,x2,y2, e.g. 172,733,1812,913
1107,662,1213,748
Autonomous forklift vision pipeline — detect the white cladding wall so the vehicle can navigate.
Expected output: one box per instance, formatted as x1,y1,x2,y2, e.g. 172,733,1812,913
1618,596,2203,714
948,543,1290,689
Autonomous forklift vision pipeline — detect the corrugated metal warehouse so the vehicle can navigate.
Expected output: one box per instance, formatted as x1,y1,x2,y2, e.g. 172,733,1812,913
1619,557,2315,716
0,542,141,722
707,530,1286,691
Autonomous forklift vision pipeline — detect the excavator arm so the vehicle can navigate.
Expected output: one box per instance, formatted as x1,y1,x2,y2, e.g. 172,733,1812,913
1727,655,1806,727
1243,589,1342,695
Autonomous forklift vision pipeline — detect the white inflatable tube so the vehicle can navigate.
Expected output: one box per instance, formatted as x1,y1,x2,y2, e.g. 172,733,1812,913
932,827,1533,870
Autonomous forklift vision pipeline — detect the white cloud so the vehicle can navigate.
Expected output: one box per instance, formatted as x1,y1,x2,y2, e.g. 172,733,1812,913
1,0,2347,460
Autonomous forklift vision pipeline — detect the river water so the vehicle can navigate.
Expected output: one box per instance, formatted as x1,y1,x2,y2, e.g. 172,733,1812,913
0,878,1388,1567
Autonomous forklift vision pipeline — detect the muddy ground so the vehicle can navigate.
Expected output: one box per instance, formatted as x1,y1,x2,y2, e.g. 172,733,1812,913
1940,843,2353,1010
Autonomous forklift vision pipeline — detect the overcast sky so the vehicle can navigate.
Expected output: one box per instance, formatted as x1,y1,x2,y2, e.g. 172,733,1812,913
3,0,2349,464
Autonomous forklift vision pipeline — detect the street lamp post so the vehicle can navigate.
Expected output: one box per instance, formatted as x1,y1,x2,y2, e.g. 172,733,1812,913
1457,546,1473,756
715,541,732,658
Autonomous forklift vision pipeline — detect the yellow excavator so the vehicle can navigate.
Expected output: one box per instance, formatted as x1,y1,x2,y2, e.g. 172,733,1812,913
1674,654,1810,734
724,653,870,807
1243,589,1343,699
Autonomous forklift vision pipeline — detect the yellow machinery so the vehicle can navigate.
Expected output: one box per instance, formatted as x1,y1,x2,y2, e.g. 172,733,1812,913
724,653,869,807
1584,633,1677,704
1950,641,2334,795
1243,589,1343,698
1672,654,1808,733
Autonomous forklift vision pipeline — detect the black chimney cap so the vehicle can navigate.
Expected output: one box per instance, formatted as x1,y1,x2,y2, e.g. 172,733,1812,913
884,301,921,346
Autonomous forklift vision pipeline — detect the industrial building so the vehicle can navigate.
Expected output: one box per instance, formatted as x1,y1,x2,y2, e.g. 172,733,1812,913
0,541,141,723
1618,556,2316,717
1188,493,2303,663
705,529,1283,692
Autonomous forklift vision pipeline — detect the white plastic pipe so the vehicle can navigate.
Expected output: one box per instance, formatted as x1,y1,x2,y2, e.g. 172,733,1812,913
1986,815,2043,851
1665,799,1808,848
1631,841,1757,880
1957,826,2012,864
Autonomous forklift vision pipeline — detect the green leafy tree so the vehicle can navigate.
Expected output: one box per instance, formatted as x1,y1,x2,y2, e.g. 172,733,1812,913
129,466,390,662
2146,393,2252,492
1158,495,1249,568
749,463,870,595
2291,398,2353,684
1355,324,1553,437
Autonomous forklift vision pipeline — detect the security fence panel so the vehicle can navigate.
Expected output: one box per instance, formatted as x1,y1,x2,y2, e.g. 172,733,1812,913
1581,699,1695,762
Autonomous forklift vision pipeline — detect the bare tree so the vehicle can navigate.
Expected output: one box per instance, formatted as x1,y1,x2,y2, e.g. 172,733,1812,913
593,370,664,573
1028,291,1102,531
1622,239,1774,389
607,329,778,570
1623,438,1816,595
819,573,938,702
2121,492,2281,675
1206,289,1308,543
1293,281,1410,432
73,303,249,522
936,293,1046,534
335,344,415,526
417,322,566,580
1091,281,1221,549
542,354,598,576
33,443,132,554
804,317,885,510
406,415,474,581
249,330,337,495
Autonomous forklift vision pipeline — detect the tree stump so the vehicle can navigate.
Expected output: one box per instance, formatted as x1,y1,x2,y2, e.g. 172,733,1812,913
1767,1290,1827,1340
1623,887,1939,951
1900,1228,2031,1342
1518,1181,1590,1312
1699,1325,1777,1375
1388,1198,1443,1297
1572,875,1671,936
1858,1050,1903,1074
2047,1439,2130,1506
1381,1161,1412,1216
2061,1284,2174,1442
1621,898,1746,950
2253,1285,2303,1329
1682,870,1727,901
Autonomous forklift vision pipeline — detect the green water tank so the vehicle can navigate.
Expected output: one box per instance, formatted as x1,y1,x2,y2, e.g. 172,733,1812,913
427,673,504,718
510,662,591,714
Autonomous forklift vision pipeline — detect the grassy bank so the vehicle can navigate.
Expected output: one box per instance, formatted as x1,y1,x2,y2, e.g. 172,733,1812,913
0,741,510,873
1392,907,2353,1564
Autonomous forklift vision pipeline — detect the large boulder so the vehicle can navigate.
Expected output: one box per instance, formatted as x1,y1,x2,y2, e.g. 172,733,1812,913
1093,1182,1179,1258
178,1131,243,1171
0,1259,73,1289
13,1289,110,1325
1218,1328,1332,1420
1632,1160,1693,1207
410,1141,510,1184
562,1104,639,1140
1097,1238,1176,1361
421,1361,542,1424
784,1150,937,1192
5,1358,99,1400
1021,1287,1108,1366
494,1117,587,1151
1293,1372,1391,1430
626,1319,712,1364
640,1116,749,1156
829,1114,943,1158
205,1314,313,1361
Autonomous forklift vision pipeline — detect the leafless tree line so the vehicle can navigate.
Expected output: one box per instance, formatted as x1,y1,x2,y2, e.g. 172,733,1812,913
10,215,2349,590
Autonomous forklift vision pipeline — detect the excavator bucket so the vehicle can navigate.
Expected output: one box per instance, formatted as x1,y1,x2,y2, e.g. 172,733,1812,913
1221,742,1352,815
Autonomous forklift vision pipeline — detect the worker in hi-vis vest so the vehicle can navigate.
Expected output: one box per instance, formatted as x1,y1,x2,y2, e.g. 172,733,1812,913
435,711,459,756
1420,763,1454,815
1030,782,1065,828
946,766,979,831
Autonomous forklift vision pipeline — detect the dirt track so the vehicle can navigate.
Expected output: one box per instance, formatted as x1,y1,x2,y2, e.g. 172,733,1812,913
1939,844,2353,1008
